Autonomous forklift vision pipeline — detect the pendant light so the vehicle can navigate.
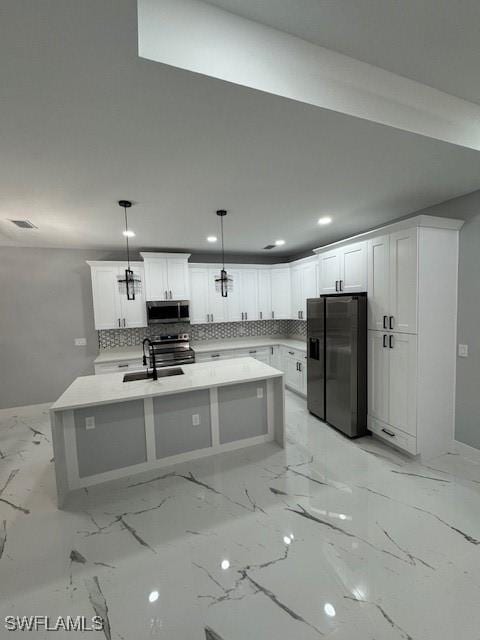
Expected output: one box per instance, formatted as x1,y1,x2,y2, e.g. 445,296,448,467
117,200,141,300
214,209,233,297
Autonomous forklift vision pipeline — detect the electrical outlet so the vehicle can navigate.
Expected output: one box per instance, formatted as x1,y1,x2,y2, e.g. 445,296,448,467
458,344,469,358
75,338,87,346
192,414,200,426
257,387,264,399
85,416,95,430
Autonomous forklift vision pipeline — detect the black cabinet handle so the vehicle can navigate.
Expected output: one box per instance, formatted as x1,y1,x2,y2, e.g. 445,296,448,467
249,350,257,354
389,335,394,349
382,428,395,437
298,362,302,372
211,354,220,358
340,280,343,291
118,364,129,368
383,315,388,329
289,351,294,355
383,334,388,348
335,280,338,292
389,316,394,330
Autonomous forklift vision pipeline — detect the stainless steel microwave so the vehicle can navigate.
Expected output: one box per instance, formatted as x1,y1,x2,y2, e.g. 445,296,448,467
146,300,190,324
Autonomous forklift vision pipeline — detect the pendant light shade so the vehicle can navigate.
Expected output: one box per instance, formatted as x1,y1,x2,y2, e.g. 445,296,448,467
117,200,141,301
214,210,233,297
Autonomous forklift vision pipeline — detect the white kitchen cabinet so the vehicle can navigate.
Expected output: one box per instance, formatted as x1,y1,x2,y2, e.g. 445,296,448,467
94,358,145,375
88,262,147,330
388,332,417,437
282,346,306,395
368,228,417,334
389,229,417,334
368,234,390,331
257,269,272,320
270,345,282,370
291,259,317,319
368,330,417,444
368,330,390,424
141,253,190,301
318,242,367,294
226,269,258,321
271,267,291,319
318,249,341,295
189,267,227,324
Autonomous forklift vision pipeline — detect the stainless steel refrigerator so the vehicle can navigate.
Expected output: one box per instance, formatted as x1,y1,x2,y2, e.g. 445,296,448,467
307,293,367,438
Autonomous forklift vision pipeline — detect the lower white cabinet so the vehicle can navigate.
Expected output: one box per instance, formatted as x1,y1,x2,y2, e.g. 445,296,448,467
368,330,417,451
196,347,270,365
94,359,145,375
281,347,306,395
88,262,147,330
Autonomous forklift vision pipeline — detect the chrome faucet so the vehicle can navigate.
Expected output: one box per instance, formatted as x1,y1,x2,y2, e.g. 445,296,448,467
142,338,158,381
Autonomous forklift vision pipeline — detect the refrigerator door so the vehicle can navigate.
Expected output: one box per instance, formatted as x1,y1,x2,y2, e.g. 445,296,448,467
325,295,367,437
307,298,325,420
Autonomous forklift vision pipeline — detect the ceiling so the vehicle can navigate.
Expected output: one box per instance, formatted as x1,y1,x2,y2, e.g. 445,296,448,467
1,0,480,257
206,0,480,105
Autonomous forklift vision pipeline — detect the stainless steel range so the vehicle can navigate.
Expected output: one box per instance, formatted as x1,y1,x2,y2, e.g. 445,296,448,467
146,333,195,369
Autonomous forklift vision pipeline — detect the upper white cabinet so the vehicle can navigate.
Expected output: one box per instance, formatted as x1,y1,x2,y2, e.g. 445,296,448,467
257,269,272,320
271,267,291,319
189,267,227,324
226,268,258,321
140,253,190,301
88,262,147,330
291,259,317,319
368,228,417,333
318,242,367,294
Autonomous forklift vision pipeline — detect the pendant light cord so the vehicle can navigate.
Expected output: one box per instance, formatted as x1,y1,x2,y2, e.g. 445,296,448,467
124,204,131,270
221,215,225,270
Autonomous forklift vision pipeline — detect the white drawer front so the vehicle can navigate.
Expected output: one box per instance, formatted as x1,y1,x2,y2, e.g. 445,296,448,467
368,416,418,455
94,359,145,375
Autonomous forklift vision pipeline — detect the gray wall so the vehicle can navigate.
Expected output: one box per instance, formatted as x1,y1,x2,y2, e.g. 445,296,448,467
407,189,480,450
0,247,106,409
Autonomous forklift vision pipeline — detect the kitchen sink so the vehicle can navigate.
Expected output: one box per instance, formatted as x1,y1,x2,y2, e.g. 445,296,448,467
123,368,184,382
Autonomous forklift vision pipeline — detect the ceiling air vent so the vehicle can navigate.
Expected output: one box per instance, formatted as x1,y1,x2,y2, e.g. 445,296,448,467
263,244,275,250
9,219,38,229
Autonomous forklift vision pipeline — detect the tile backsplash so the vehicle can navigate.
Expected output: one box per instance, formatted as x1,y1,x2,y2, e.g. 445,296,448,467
98,319,306,349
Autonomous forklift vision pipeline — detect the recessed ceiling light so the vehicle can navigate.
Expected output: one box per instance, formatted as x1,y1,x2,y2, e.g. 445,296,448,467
207,235,217,243
318,216,332,225
275,239,286,246
122,229,135,238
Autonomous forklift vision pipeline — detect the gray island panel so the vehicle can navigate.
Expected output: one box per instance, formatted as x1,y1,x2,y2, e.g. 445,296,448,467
218,381,267,444
74,400,147,477
153,390,211,458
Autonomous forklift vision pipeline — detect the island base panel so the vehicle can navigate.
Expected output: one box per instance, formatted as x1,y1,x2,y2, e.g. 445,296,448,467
218,382,268,444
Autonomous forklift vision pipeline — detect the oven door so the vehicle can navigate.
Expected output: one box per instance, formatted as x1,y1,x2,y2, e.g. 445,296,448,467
146,301,190,324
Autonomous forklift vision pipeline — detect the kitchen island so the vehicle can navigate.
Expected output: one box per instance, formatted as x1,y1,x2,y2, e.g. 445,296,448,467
50,358,284,506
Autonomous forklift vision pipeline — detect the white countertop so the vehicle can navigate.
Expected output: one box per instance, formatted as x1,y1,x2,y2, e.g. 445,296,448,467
52,357,283,412
94,336,306,364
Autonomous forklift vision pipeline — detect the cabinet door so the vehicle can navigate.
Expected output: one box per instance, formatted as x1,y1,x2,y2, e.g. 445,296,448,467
208,269,228,323
240,269,258,321
290,267,302,319
285,354,301,392
257,270,272,320
340,241,367,293
390,229,417,333
368,235,390,331
189,268,210,324
319,250,341,294
167,258,190,300
301,262,317,317
388,333,417,436
120,265,147,328
224,269,242,322
368,331,389,424
271,268,291,319
144,259,168,301
90,266,121,330
270,346,282,371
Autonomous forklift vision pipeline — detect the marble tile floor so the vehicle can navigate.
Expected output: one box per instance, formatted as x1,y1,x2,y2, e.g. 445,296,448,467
1,392,480,639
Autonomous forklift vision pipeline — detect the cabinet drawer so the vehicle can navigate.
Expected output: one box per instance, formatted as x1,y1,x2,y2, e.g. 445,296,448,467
94,359,145,375
368,416,418,455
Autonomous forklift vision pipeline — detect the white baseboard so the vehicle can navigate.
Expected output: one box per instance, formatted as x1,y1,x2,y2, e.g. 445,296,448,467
0,402,51,420
452,439,480,464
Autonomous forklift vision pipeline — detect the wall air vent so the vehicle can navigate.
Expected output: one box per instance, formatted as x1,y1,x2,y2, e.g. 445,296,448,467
9,219,38,229
263,244,275,250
